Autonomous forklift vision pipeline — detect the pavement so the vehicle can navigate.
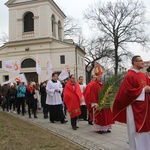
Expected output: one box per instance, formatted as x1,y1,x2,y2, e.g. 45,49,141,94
3,110,129,150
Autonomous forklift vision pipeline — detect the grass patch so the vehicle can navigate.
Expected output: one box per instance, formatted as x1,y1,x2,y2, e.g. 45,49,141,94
0,112,84,150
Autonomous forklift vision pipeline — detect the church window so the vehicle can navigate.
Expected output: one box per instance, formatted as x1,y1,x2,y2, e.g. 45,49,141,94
51,14,56,36
24,12,34,32
58,20,62,40
60,55,65,64
3,75,9,81
21,58,36,68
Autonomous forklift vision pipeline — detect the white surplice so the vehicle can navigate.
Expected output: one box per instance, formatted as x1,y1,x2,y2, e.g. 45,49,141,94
79,83,86,105
46,80,63,105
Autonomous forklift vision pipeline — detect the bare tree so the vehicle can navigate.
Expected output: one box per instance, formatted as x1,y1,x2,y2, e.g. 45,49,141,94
64,16,87,49
85,35,114,82
64,16,81,39
84,0,149,75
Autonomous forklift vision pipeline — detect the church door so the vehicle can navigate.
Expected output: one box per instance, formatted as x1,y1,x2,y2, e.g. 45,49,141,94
24,72,38,83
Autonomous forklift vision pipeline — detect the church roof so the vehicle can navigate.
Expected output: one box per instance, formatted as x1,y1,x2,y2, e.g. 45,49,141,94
5,0,66,18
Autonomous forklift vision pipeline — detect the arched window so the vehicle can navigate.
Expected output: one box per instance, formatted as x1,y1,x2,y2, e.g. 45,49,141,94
58,20,62,40
21,58,36,68
51,14,56,36
24,12,34,32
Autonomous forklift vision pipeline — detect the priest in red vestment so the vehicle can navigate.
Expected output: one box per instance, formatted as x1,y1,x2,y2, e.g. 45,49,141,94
113,55,150,150
90,66,114,133
83,74,96,125
64,74,82,130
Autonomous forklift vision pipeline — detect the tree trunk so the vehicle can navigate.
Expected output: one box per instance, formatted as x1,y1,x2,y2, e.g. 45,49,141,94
114,49,118,76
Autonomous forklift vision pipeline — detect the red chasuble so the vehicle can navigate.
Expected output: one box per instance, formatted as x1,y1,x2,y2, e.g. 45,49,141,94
83,81,95,121
113,70,150,132
90,81,114,126
64,80,82,118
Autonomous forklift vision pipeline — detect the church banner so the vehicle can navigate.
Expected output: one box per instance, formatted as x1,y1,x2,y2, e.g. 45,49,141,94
58,65,69,80
46,56,52,79
3,60,20,73
1,73,27,86
36,54,42,76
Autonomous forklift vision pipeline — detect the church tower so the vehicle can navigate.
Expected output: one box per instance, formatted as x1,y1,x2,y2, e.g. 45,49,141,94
0,0,85,83
5,0,66,42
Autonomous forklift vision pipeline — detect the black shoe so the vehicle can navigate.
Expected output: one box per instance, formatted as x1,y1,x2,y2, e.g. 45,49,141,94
44,116,48,119
107,130,111,133
72,126,77,130
98,131,104,134
61,120,68,124
76,126,79,128
88,122,93,125
34,116,38,118
22,114,25,116
29,116,31,118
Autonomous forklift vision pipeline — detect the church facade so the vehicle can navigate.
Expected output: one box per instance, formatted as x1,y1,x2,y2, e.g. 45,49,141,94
0,0,85,83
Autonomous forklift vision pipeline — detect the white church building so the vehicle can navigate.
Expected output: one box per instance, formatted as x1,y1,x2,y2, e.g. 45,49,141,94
0,0,86,83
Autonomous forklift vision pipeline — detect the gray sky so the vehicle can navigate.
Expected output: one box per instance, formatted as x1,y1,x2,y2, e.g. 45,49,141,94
1,0,150,61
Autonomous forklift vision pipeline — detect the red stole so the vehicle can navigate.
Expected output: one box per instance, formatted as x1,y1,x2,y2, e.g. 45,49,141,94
83,81,95,121
90,81,114,126
113,70,150,132
64,80,82,118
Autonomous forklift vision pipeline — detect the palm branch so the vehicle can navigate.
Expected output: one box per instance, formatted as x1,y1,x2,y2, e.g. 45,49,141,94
98,73,125,110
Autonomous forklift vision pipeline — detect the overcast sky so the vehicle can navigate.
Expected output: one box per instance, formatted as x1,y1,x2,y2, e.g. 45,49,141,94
1,0,150,62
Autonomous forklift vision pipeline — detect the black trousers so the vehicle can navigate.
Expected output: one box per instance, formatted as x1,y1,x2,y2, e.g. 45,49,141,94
71,117,77,127
43,103,48,118
17,97,25,115
79,105,87,120
2,96,9,111
48,104,65,123
27,99,37,117
9,97,16,111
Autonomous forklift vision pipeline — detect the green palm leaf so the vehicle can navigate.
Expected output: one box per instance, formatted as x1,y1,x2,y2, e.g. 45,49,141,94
98,73,125,110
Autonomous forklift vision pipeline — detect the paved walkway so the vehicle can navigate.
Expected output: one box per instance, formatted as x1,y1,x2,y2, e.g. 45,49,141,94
6,110,129,150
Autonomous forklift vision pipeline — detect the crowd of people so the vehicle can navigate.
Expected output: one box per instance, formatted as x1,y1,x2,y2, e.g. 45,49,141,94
1,55,150,150
0,81,43,118
0,66,114,133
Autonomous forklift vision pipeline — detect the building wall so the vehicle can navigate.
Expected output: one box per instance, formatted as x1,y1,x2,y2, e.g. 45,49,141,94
0,40,85,83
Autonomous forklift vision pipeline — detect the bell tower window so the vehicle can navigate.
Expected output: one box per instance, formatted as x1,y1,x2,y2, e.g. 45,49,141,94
51,14,56,36
58,20,62,40
24,12,34,32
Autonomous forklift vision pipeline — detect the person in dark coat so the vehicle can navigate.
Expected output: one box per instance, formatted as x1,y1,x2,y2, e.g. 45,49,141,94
40,81,48,119
1,84,9,112
7,83,16,113
26,82,37,118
